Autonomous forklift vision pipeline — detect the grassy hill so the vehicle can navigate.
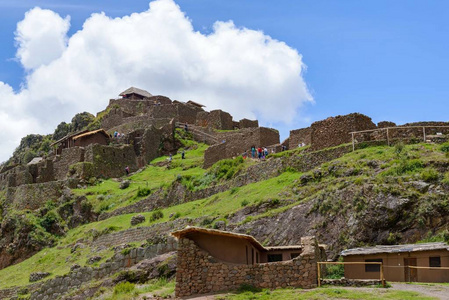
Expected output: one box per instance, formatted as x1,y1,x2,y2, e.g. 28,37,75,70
1,132,449,299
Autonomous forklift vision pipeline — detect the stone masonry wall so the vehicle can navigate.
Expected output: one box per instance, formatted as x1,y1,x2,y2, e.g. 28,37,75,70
5,181,66,211
53,147,85,180
289,127,312,149
239,118,259,129
310,113,376,150
196,110,234,130
175,236,319,297
84,144,137,178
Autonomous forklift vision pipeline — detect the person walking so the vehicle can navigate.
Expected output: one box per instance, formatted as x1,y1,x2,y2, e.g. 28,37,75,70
125,166,130,176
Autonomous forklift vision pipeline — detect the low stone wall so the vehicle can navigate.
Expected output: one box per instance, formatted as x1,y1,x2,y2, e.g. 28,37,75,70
29,242,176,300
175,236,320,297
5,181,66,211
321,278,382,287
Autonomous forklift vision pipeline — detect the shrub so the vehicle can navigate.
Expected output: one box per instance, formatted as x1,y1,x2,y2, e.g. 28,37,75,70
170,212,181,220
150,209,164,222
230,187,239,195
421,168,440,183
241,199,249,207
136,187,151,197
39,211,59,231
237,283,262,293
211,156,245,180
394,141,405,155
113,282,135,295
200,217,214,226
440,142,449,153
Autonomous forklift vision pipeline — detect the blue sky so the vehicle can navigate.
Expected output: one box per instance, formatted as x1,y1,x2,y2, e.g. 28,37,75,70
0,0,448,161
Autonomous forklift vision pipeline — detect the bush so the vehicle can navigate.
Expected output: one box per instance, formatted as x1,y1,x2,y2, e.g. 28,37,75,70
211,156,245,180
237,283,262,293
421,168,440,183
150,209,164,222
241,199,249,207
113,282,135,295
170,212,181,220
136,187,151,197
440,142,449,153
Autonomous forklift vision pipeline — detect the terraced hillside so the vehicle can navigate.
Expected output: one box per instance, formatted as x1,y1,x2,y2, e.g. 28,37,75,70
1,131,449,299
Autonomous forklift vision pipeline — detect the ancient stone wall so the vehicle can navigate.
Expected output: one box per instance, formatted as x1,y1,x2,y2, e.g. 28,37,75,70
239,118,258,129
175,236,319,297
84,144,137,178
203,127,280,168
310,113,376,150
289,127,312,149
140,126,163,166
151,104,177,119
175,102,203,124
53,147,85,180
4,181,66,211
196,110,234,130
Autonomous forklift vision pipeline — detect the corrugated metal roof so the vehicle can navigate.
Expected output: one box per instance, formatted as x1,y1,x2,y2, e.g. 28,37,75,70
341,242,449,256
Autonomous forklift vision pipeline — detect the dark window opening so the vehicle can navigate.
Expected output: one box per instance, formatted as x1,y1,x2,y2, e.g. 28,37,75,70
290,253,300,259
123,154,125,158
251,248,254,264
245,246,248,264
103,149,105,153
256,252,259,263
365,259,382,272
113,151,115,157
267,254,283,262
430,257,441,268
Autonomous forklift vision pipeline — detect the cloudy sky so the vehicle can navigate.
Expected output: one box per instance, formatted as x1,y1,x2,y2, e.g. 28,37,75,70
0,0,448,162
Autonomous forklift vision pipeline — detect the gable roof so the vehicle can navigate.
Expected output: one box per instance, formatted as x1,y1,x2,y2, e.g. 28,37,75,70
50,129,89,146
187,100,205,108
119,87,152,98
72,129,109,140
341,242,449,256
171,226,307,252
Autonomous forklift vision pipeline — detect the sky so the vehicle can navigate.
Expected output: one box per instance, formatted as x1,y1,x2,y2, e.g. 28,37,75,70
0,0,448,162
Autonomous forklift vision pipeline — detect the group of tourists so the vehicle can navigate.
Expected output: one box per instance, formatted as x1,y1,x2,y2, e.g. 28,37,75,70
113,131,125,138
246,146,270,160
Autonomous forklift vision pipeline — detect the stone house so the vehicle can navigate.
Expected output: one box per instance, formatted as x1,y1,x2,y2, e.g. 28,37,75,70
172,226,325,297
342,242,449,283
51,130,88,155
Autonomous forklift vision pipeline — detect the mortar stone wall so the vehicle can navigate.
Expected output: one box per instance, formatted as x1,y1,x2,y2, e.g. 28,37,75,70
84,144,137,178
175,236,319,297
5,181,66,211
196,110,234,130
53,147,85,180
239,118,258,129
310,113,376,150
289,127,312,149
203,127,280,168
175,102,204,124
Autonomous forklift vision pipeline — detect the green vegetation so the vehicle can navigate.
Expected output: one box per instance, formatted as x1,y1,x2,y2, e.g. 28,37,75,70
220,286,436,300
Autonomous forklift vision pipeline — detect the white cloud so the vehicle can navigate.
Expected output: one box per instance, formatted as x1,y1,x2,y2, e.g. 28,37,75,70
0,0,313,163
15,7,70,69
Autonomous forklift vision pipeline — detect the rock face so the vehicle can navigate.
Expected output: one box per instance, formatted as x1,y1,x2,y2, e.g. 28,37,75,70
29,272,50,282
175,237,320,298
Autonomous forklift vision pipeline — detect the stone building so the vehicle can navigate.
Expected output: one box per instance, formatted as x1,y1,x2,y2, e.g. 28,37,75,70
342,242,449,283
72,129,110,147
310,113,377,150
172,227,325,297
289,127,312,150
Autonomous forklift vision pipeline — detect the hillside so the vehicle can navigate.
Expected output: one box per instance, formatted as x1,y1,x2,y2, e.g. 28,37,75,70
1,128,449,298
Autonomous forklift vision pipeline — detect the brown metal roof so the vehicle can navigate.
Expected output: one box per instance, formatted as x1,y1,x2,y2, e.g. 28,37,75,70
341,242,449,256
119,87,152,98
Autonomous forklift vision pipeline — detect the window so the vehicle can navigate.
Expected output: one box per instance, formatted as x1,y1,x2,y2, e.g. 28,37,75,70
267,254,283,262
430,257,441,268
256,252,259,263
290,253,300,259
365,259,382,272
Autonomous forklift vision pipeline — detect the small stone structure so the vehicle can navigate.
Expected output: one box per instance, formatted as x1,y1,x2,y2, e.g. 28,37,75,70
172,227,324,298
310,113,377,150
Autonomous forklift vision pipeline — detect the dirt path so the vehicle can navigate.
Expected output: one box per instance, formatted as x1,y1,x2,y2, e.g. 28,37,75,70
390,282,449,300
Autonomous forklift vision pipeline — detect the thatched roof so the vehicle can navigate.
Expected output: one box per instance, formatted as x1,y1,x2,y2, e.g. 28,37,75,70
341,242,449,256
27,157,43,165
187,100,205,108
171,226,303,252
119,87,152,98
50,130,89,146
72,129,109,140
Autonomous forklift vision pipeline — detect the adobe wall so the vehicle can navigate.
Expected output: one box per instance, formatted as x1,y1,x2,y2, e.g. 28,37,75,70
289,127,311,149
53,147,85,180
203,127,280,168
175,236,319,297
84,144,137,178
310,113,376,150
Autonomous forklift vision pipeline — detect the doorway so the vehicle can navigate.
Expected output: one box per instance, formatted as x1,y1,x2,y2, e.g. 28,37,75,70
404,258,417,282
